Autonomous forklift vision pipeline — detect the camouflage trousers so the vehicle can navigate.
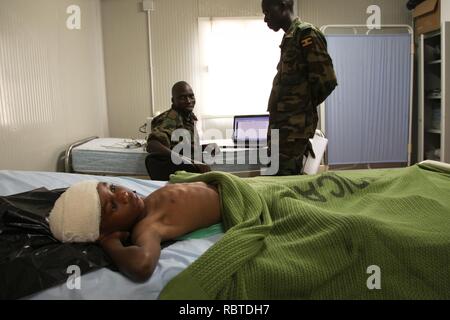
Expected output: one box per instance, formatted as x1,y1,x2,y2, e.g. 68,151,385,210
268,108,318,176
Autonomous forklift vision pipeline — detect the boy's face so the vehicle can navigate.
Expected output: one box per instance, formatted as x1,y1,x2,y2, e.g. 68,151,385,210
97,182,145,236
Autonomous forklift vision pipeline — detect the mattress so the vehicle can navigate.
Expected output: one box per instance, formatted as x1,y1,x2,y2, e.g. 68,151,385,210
0,170,223,300
71,138,149,176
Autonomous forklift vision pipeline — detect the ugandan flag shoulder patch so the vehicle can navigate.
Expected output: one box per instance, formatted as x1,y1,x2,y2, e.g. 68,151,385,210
301,36,313,48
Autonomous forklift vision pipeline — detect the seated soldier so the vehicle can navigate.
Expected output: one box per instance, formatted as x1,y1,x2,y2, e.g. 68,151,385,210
146,81,213,179
48,180,221,282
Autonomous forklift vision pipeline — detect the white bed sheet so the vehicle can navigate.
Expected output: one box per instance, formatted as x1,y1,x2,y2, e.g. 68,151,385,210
0,170,223,300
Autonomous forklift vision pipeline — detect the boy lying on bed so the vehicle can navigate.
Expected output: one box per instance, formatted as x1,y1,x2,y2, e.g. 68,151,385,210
48,180,221,282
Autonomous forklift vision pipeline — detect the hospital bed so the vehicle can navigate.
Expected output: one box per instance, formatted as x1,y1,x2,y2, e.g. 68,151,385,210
3,161,448,300
0,170,223,300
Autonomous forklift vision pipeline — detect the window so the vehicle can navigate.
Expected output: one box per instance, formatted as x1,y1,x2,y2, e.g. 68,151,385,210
198,17,283,117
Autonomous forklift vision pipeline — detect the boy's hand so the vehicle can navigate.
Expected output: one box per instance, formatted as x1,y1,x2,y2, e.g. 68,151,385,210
97,229,160,282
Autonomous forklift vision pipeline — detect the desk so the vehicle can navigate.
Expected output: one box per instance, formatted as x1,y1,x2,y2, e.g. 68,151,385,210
200,138,267,176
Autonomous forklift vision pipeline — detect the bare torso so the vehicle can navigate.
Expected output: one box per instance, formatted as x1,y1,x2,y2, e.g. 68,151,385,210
132,182,221,242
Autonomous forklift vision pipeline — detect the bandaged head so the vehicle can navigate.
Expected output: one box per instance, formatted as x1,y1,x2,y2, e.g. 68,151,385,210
48,180,101,243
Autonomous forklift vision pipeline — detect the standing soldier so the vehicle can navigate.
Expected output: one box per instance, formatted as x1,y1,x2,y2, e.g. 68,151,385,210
262,0,337,175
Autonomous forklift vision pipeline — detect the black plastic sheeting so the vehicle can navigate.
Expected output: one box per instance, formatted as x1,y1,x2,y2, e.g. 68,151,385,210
0,188,112,300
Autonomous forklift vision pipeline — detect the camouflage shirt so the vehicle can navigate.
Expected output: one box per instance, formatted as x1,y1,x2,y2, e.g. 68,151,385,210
268,19,337,115
147,107,199,150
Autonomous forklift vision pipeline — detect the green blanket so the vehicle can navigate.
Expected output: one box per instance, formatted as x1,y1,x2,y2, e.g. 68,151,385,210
160,163,450,299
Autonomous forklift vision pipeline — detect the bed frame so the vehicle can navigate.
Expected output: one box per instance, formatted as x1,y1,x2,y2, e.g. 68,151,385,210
64,136,98,173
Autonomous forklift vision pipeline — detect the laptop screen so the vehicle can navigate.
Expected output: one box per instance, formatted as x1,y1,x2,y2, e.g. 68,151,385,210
233,115,269,143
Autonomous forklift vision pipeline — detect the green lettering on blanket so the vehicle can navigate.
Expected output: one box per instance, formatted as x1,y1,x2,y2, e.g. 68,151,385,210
161,164,450,300
292,173,372,202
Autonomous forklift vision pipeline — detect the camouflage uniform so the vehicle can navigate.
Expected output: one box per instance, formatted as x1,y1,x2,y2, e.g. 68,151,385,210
268,18,337,176
146,108,200,156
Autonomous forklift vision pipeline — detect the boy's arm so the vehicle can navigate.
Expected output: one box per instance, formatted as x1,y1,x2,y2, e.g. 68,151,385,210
99,230,161,282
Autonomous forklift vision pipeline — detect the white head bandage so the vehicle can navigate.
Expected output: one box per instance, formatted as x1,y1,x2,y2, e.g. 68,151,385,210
48,180,101,243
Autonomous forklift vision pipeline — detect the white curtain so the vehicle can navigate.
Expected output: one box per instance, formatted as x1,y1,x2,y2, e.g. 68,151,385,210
198,18,282,117
325,34,412,165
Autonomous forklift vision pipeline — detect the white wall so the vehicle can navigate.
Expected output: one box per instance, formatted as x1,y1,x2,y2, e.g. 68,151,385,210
198,0,264,17
298,0,412,27
101,0,413,139
442,0,450,22
0,0,414,171
0,0,109,171
101,0,201,139
101,0,152,139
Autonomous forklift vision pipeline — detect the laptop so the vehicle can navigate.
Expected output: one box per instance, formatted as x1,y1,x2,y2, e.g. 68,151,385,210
201,114,269,148
232,114,269,147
